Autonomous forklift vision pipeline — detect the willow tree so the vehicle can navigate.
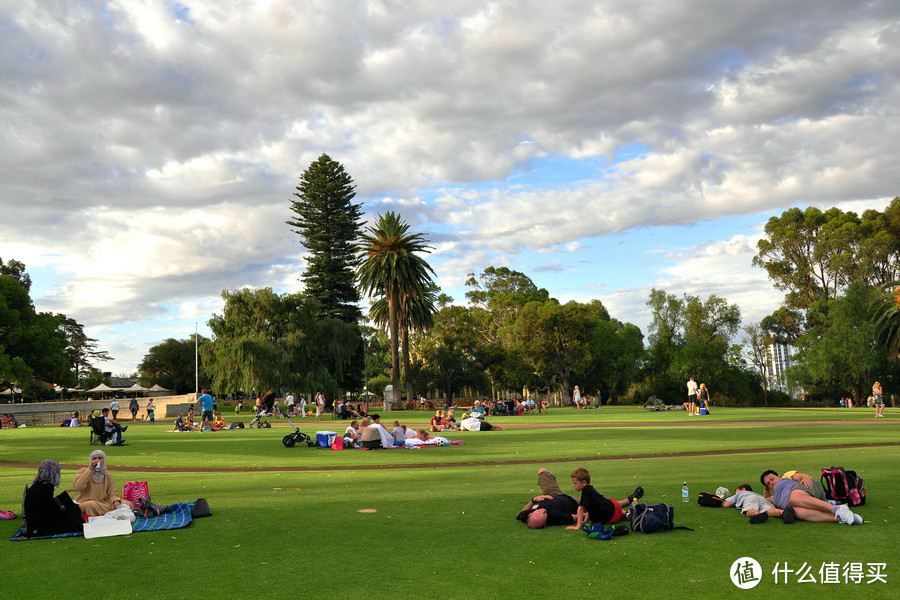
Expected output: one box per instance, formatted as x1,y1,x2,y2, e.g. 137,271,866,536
356,212,435,406
202,288,358,397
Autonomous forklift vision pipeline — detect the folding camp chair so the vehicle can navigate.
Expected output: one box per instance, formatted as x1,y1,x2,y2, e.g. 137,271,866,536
89,415,114,445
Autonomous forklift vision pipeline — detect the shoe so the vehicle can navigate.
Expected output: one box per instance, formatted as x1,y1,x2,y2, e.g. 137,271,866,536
612,525,629,536
750,513,769,524
852,513,864,525
835,504,854,525
781,506,796,524
629,486,644,503
121,426,128,432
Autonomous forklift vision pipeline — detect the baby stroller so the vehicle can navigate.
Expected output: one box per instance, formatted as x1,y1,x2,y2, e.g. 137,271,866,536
278,409,315,448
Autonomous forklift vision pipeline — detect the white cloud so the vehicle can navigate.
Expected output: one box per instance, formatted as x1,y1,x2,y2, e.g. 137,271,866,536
2,0,899,374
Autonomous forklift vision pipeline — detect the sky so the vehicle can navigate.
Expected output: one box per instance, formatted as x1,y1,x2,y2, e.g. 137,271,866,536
2,1,899,377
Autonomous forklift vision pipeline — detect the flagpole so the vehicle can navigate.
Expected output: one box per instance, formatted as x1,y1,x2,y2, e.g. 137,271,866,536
195,322,199,395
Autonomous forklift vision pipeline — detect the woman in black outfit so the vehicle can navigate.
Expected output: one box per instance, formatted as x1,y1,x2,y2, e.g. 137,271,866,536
23,459,84,537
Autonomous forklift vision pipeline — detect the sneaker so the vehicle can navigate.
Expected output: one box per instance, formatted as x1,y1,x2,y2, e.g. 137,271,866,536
852,513,864,525
835,504,854,525
629,486,645,503
121,426,128,432
750,513,769,524
781,506,796,524
612,525,630,537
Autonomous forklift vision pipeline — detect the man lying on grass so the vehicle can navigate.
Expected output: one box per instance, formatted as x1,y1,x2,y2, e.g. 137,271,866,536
517,468,578,529
565,467,644,532
761,469,863,525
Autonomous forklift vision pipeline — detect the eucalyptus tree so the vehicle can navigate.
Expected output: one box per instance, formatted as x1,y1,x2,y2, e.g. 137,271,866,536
356,212,436,406
56,314,112,385
1,264,71,392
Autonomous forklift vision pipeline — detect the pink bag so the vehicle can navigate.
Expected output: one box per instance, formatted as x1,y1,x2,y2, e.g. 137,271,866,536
331,435,344,450
123,481,149,505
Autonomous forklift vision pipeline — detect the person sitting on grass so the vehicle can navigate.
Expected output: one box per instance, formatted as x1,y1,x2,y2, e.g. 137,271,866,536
761,469,863,525
73,450,135,516
173,413,195,432
517,468,579,529
429,410,444,432
392,420,407,445
470,400,486,419
722,484,786,524
565,467,644,531
344,420,360,447
359,418,384,449
23,459,85,537
443,410,460,431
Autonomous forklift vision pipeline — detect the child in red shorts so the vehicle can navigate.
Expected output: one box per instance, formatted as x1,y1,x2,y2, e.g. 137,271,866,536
566,467,644,531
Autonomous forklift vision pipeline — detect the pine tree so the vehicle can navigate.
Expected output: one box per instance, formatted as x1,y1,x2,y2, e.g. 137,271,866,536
287,154,364,323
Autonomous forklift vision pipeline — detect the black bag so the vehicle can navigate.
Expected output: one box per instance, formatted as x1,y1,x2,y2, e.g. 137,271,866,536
192,497,212,518
630,502,693,533
135,496,164,518
697,492,723,507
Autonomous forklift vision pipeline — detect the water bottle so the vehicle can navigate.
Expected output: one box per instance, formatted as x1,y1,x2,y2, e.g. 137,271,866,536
682,482,689,502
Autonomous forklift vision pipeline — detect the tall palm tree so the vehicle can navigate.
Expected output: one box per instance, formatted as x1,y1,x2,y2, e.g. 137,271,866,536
872,271,900,360
369,283,438,405
356,212,436,406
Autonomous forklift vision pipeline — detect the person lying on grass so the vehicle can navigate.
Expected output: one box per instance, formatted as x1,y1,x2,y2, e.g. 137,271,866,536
761,469,863,525
403,430,451,446
458,413,504,431
517,468,579,529
565,467,644,531
722,484,786,524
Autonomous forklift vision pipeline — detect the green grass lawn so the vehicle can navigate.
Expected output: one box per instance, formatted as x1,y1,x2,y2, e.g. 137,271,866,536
1,407,897,599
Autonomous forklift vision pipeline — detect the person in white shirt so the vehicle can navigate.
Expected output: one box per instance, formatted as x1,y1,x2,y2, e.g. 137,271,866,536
458,413,504,431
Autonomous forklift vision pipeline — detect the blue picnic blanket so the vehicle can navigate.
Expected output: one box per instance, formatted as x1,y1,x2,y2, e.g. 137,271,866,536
11,502,196,541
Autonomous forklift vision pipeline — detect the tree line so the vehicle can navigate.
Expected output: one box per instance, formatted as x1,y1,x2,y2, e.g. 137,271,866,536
3,152,897,406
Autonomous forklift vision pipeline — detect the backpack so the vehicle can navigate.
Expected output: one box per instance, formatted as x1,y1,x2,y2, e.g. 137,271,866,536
820,467,866,506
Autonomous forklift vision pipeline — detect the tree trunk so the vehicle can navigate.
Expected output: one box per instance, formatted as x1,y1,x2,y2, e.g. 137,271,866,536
388,291,401,407
402,323,412,409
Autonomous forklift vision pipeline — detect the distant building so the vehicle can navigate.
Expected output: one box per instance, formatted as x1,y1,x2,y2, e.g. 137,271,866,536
764,343,793,395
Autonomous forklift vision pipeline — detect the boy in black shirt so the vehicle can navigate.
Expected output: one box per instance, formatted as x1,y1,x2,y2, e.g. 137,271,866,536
566,467,643,531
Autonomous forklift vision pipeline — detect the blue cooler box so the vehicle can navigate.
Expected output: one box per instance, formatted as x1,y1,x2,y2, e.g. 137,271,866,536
316,431,336,448
699,408,708,415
